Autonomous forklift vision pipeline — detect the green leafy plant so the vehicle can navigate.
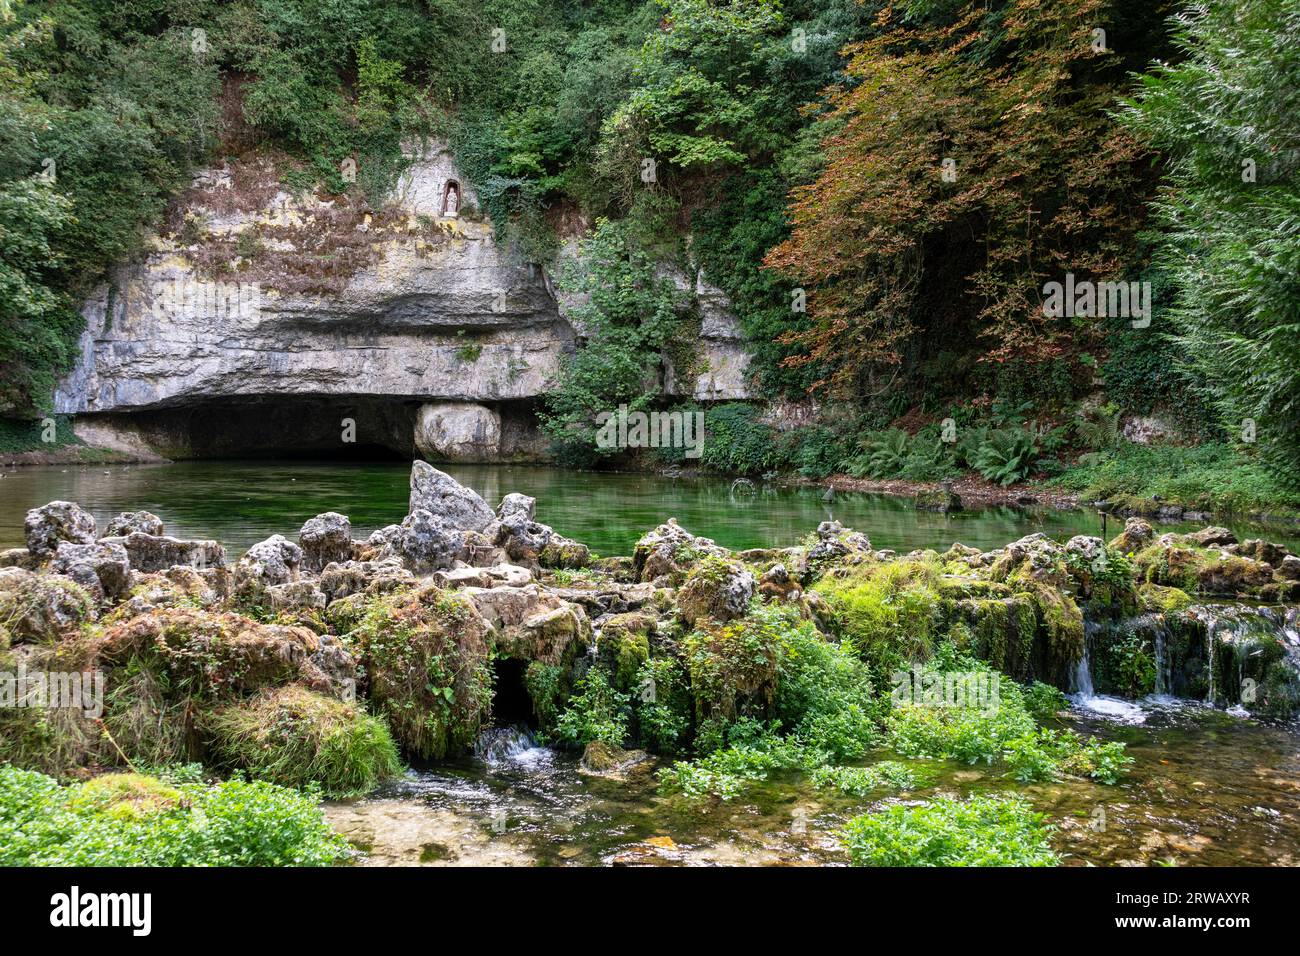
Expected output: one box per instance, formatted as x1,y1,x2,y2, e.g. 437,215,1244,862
843,794,1059,866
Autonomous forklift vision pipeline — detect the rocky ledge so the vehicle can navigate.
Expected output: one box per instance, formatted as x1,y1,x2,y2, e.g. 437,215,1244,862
2,463,1297,795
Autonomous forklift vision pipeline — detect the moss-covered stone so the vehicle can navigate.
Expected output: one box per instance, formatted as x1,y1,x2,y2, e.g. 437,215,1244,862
597,613,653,691
95,607,337,698
0,569,95,644
682,614,780,725
677,556,756,627
206,685,401,796
71,773,182,822
351,583,492,760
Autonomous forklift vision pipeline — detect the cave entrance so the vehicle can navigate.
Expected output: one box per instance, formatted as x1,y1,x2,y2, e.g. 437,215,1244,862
492,657,535,727
87,395,418,460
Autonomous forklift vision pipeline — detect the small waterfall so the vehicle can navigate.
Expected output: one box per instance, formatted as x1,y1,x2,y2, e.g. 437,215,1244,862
474,724,548,766
1153,627,1167,696
1073,621,1097,697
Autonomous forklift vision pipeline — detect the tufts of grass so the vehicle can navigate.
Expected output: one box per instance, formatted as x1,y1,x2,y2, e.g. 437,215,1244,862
206,686,401,798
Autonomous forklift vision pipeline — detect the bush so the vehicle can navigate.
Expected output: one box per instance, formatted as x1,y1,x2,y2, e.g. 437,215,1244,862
843,794,1059,867
809,760,927,797
1054,441,1300,515
885,659,1131,784
206,686,401,798
699,403,784,475
0,766,350,866
970,426,1041,486
552,667,630,748
633,656,691,755
772,609,881,762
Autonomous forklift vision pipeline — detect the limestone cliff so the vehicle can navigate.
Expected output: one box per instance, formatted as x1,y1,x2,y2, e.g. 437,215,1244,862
53,144,751,462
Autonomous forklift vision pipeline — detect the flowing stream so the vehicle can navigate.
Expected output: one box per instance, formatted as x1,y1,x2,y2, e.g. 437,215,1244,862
6,459,1299,865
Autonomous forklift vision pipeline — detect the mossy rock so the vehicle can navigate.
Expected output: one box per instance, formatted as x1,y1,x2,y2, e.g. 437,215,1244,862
71,773,182,822
683,614,780,724
352,583,492,760
205,685,401,797
539,539,591,570
1136,583,1193,614
0,570,96,644
95,607,327,698
677,556,756,627
955,595,1039,681
597,613,653,691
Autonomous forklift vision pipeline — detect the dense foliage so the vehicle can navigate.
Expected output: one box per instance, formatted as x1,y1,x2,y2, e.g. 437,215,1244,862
0,765,350,866
0,0,1295,501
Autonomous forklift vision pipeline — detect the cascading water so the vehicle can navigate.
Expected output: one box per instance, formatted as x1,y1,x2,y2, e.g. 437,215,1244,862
1071,618,1146,722
1075,603,1300,722
474,724,551,767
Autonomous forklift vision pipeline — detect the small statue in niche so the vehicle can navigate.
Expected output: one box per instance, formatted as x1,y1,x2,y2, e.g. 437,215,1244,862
441,181,460,217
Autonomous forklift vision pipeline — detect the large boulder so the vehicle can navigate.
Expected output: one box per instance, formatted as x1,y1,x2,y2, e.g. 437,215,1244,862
397,509,464,573
105,532,226,573
105,511,165,537
408,460,494,532
299,512,353,573
318,558,414,603
1186,527,1237,548
807,520,873,566
51,540,131,601
413,402,502,462
24,501,97,559
486,493,589,570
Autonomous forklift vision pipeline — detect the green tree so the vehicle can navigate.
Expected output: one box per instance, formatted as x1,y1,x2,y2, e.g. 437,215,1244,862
1119,0,1300,477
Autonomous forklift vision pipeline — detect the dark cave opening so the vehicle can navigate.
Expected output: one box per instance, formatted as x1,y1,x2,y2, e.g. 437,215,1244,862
492,657,536,727
86,395,418,460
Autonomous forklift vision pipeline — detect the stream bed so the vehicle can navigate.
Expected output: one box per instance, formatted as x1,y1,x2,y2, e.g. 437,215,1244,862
324,702,1300,867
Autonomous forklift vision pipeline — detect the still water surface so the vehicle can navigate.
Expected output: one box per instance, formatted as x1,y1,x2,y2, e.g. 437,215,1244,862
4,460,1296,556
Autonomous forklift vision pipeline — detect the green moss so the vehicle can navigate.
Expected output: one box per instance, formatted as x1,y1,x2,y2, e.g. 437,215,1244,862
70,773,181,822
813,559,943,676
683,608,781,727
1136,583,1193,614
597,614,652,692
351,585,492,760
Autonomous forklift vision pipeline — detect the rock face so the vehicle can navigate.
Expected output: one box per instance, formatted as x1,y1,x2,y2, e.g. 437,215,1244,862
24,501,97,558
413,402,502,462
55,145,574,420
409,460,495,532
51,146,751,461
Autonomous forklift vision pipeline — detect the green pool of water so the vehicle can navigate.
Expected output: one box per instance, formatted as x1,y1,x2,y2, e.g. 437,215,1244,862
4,460,1296,556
